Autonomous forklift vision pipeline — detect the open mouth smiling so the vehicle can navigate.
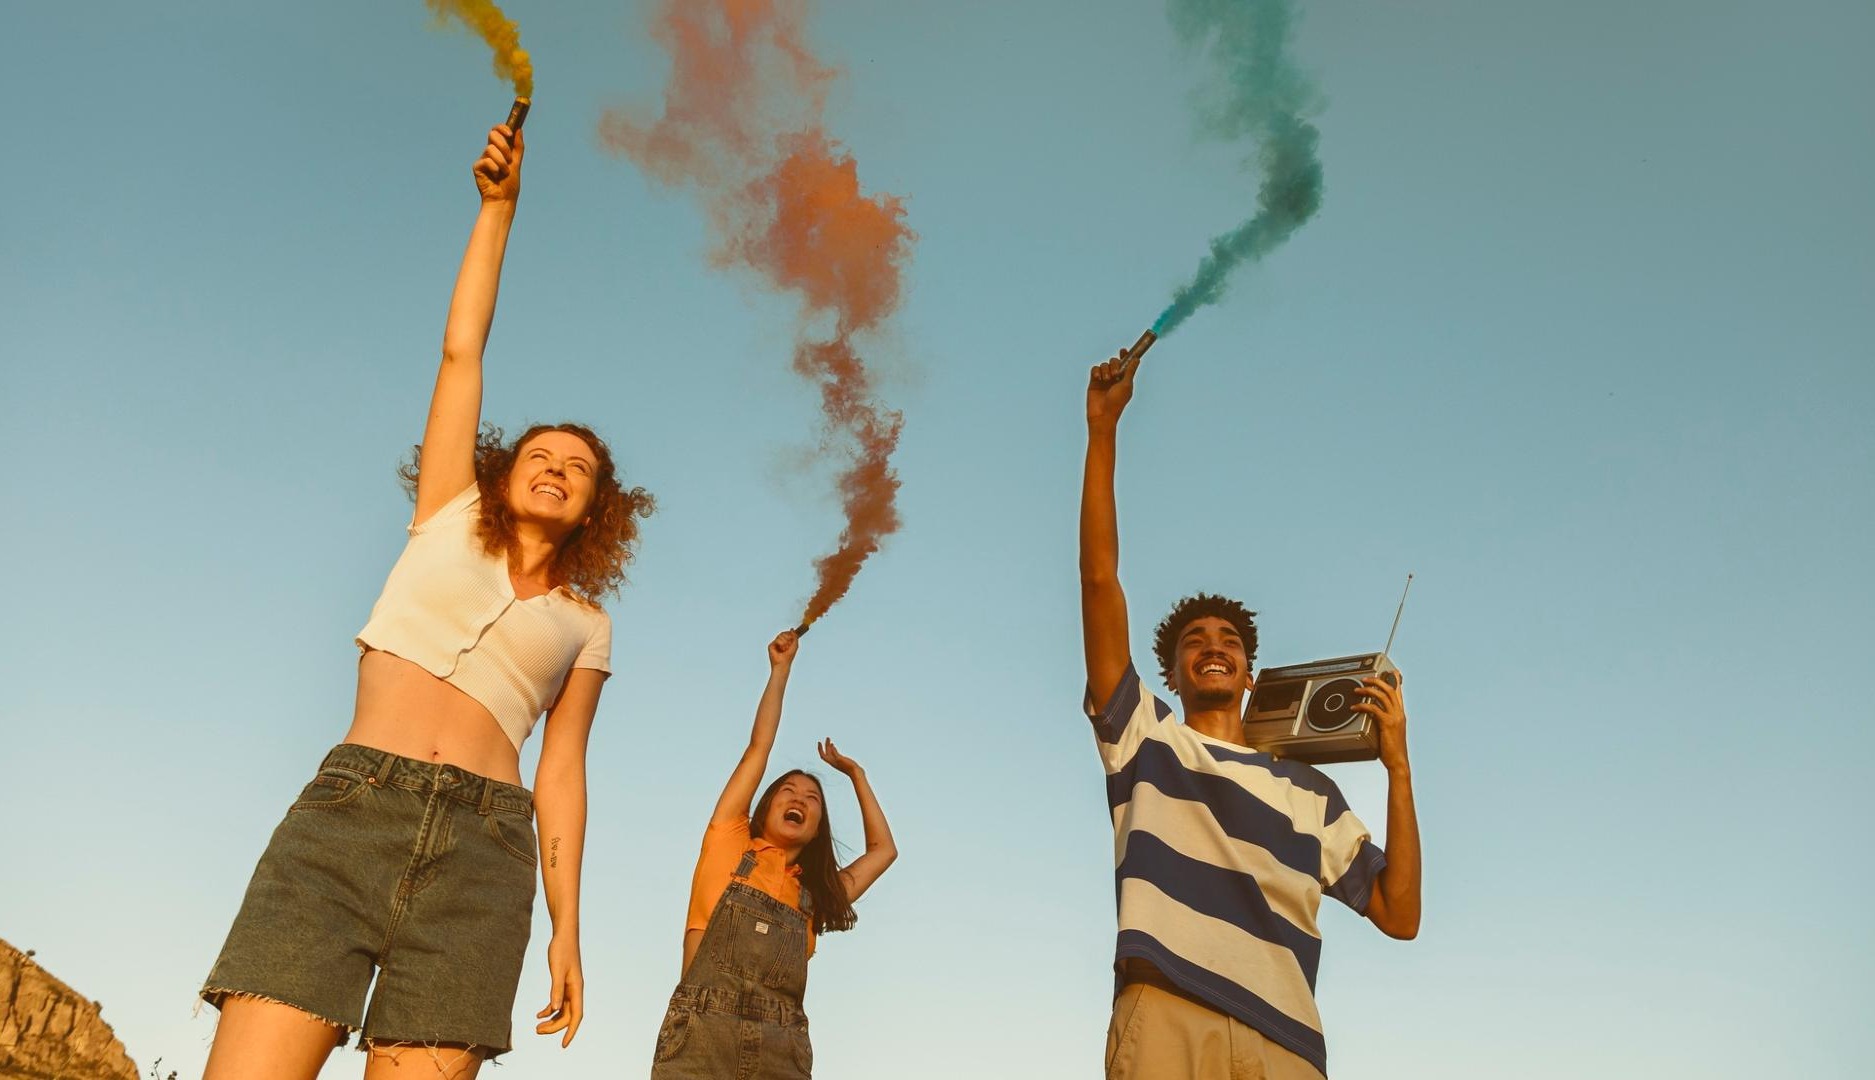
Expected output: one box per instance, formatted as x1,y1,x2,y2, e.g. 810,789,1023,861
782,808,806,825
531,481,567,502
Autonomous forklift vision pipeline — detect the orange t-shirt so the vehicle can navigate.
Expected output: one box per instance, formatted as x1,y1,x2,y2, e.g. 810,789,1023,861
685,816,817,957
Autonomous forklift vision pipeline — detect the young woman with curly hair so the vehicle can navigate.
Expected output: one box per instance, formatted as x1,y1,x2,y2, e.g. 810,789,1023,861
650,629,899,1079
199,120,652,1080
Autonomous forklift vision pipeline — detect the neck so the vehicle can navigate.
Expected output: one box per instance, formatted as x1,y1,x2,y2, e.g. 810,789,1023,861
509,522,563,584
1181,696,1249,746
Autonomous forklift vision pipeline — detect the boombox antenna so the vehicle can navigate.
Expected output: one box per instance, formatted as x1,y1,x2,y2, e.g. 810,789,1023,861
1382,573,1414,655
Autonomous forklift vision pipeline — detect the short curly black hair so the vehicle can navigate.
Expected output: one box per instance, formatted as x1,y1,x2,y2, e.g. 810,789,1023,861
1152,593,1259,690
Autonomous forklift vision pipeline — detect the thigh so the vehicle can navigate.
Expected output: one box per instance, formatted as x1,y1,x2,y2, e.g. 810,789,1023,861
202,996,343,1080
650,1006,739,1080
364,799,536,1053
1107,983,1231,1080
753,1019,813,1080
203,760,410,1030
1234,1022,1326,1080
363,1042,484,1080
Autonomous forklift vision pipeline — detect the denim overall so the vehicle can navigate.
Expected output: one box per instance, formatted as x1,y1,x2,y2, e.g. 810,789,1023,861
651,850,814,1079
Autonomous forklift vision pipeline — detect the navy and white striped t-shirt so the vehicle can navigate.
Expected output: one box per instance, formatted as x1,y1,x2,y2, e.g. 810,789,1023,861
1087,663,1386,1077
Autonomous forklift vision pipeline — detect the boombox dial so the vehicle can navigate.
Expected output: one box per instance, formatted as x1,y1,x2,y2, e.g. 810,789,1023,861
1303,678,1363,733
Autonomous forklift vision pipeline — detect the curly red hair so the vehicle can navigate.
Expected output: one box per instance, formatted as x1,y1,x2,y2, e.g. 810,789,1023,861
401,423,655,605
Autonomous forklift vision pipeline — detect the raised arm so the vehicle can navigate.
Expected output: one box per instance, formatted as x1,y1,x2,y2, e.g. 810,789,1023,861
530,666,604,1047
413,122,525,524
710,630,799,825
1082,347,1143,706
1354,673,1422,940
817,739,897,903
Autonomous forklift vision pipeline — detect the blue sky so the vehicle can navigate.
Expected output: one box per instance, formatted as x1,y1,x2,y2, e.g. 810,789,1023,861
2,2,1871,1078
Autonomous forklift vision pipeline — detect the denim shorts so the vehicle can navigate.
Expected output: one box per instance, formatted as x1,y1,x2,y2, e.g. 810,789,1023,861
201,744,537,1056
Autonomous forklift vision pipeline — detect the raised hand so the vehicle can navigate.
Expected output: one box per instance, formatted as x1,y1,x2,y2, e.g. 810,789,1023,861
817,737,861,778
1086,347,1141,427
769,628,800,670
473,124,524,204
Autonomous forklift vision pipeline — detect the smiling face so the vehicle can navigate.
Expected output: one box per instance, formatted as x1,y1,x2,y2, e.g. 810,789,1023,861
756,772,826,855
1169,615,1254,711
503,430,599,534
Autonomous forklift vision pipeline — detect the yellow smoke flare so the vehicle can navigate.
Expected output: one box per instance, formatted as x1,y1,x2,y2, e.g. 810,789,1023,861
426,0,534,98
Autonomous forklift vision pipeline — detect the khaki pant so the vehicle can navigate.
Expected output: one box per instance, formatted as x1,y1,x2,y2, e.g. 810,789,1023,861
1105,981,1325,1080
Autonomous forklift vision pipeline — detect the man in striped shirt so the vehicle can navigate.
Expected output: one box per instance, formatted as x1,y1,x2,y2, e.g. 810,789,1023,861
1079,346,1422,1079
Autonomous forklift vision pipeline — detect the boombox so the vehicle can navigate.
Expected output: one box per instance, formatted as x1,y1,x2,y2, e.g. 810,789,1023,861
1241,653,1398,765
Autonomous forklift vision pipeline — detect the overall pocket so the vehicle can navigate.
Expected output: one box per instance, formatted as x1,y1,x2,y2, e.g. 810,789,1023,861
710,899,771,979
653,1006,694,1063
786,1019,813,1076
763,918,809,990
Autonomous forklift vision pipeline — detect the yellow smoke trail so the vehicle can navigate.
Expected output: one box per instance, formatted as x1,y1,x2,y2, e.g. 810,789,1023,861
426,0,534,98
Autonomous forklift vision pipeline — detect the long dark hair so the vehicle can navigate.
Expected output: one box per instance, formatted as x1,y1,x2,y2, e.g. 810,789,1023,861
751,769,856,935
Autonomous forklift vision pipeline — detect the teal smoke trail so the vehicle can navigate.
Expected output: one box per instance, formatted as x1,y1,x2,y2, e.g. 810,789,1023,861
1153,0,1323,336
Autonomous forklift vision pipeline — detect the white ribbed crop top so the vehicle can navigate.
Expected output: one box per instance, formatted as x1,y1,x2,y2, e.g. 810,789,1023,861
356,484,611,750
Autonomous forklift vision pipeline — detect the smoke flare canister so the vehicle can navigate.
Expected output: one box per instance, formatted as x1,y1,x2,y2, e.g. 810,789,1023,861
1127,329,1157,362
505,98,531,132
792,623,811,637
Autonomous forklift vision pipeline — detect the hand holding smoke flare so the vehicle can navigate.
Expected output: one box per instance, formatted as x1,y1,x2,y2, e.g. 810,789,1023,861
1150,0,1324,338
605,1,915,636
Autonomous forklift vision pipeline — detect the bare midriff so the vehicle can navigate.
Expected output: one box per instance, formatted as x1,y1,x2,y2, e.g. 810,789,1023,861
343,649,524,785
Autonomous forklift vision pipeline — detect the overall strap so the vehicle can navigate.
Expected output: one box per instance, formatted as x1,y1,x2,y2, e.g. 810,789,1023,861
731,848,759,882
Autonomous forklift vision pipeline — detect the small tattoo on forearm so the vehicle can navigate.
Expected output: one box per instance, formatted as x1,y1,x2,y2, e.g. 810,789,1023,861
550,836,561,869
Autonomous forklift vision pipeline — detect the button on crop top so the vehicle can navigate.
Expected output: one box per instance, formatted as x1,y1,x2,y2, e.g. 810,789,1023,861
356,484,611,749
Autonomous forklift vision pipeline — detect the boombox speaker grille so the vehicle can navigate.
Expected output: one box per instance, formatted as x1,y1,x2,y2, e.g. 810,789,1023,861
1304,677,1363,733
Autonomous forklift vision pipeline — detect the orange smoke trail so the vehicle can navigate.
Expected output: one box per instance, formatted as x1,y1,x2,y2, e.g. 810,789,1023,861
604,1,914,627
426,0,534,98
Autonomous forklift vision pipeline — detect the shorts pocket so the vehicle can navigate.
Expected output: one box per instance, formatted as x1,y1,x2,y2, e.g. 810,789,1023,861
485,809,538,867
1106,983,1149,1074
653,1007,693,1063
288,767,369,812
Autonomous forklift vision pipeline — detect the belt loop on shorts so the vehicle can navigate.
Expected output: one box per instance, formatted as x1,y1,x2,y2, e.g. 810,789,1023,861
371,751,395,788
477,780,495,816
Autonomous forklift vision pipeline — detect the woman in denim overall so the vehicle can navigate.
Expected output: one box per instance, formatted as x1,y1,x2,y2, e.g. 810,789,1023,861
652,629,899,1078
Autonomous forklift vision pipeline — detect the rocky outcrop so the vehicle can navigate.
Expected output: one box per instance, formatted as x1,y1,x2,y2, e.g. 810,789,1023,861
1,939,139,1080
